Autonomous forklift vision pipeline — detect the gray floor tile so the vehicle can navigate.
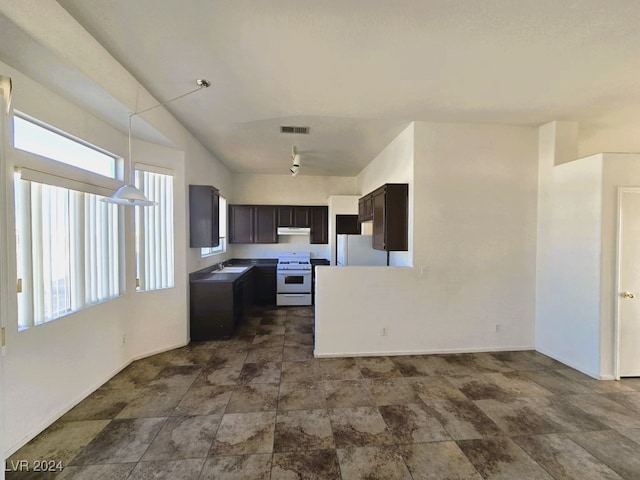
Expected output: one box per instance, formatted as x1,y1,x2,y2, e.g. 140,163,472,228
237,361,281,384
226,384,279,413
172,385,233,416
513,433,624,480
568,429,640,480
474,396,607,436
329,406,394,448
355,356,404,378
194,363,243,386
7,420,110,467
61,387,138,421
564,394,640,430
70,417,166,465
274,409,335,452
407,376,468,404
148,365,202,389
271,450,341,480
115,386,187,418
141,414,221,460
337,446,412,480
318,358,363,380
280,360,321,383
211,411,276,455
366,378,422,405
323,380,375,408
379,403,451,444
200,454,271,480
399,441,483,480
425,398,503,440
457,436,554,480
127,459,204,480
55,463,135,480
605,391,640,415
278,381,326,411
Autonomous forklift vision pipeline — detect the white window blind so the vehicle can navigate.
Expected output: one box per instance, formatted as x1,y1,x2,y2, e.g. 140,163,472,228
13,112,122,329
134,167,174,291
15,178,119,328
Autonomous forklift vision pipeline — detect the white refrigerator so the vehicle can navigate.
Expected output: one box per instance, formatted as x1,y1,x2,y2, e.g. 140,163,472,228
336,234,387,266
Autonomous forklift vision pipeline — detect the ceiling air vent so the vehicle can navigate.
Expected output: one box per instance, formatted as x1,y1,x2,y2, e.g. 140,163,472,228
280,125,310,134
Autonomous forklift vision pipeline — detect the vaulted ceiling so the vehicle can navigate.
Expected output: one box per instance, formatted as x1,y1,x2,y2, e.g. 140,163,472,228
3,1,640,176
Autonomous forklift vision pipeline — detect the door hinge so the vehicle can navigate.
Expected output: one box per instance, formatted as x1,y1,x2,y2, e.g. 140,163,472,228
1,327,6,347
17,278,22,293
135,278,140,289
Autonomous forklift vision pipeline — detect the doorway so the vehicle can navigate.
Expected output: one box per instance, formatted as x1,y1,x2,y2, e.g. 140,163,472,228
615,187,640,378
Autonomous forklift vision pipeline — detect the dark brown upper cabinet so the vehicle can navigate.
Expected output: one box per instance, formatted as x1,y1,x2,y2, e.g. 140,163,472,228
189,185,220,248
230,204,327,244
228,205,278,244
358,194,374,222
361,183,408,251
228,205,255,243
278,206,310,227
255,205,278,243
310,206,329,244
336,214,360,235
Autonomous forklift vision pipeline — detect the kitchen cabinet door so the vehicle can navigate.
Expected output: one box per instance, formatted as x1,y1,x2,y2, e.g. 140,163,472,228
336,214,360,234
372,189,386,250
358,194,373,222
310,206,329,244
278,206,310,227
294,207,310,227
255,206,278,243
228,205,255,243
371,184,408,251
189,185,220,247
277,206,294,226
255,265,276,305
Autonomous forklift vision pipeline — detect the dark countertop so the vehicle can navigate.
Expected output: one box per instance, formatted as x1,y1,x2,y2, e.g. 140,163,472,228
190,257,329,282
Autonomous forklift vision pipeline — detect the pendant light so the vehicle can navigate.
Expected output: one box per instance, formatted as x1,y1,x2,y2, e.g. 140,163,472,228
102,78,211,206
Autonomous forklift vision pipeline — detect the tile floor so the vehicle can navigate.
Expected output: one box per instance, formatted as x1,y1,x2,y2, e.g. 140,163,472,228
6,306,640,479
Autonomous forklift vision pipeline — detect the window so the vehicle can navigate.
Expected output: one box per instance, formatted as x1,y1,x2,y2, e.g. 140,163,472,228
201,196,227,257
13,114,121,329
15,178,120,328
13,113,117,178
134,166,174,291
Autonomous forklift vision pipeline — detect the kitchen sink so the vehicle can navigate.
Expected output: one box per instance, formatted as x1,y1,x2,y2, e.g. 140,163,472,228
217,266,249,273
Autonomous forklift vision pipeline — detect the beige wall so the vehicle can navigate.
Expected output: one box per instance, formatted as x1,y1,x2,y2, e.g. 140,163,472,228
316,122,539,357
0,59,226,455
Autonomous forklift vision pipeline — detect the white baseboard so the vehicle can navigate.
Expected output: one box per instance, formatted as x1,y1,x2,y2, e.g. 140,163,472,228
314,345,533,359
533,346,609,380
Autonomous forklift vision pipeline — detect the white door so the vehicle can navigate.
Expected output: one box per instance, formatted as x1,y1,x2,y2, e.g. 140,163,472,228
618,189,640,377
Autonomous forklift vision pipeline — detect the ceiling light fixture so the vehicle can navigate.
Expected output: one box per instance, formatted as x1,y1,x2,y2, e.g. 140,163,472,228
102,78,211,206
290,146,301,177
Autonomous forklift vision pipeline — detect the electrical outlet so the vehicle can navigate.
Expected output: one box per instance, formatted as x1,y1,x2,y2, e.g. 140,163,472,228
420,265,428,276
495,324,501,333
381,327,388,336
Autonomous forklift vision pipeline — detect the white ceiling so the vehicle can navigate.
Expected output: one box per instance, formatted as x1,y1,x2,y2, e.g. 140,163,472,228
9,1,640,176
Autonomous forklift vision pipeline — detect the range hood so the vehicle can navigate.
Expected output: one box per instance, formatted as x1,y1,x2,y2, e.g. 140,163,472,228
277,226,311,235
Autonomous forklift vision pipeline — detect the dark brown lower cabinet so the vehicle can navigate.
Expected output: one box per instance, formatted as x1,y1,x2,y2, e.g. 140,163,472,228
190,268,257,340
254,266,276,305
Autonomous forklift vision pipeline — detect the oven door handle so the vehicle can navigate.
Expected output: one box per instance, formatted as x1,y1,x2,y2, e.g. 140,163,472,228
277,271,311,276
